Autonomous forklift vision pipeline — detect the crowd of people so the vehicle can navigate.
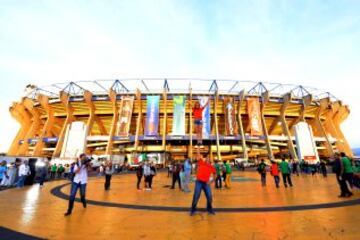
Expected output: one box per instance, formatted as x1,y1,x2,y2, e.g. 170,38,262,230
1,149,359,217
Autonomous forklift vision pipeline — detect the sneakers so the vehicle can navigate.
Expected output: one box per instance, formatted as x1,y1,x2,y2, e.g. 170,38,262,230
64,212,71,216
208,211,216,215
189,211,196,216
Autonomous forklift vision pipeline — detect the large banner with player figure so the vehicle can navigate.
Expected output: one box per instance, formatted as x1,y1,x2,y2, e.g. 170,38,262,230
247,97,263,136
198,96,211,138
116,96,134,137
145,96,160,135
224,97,238,135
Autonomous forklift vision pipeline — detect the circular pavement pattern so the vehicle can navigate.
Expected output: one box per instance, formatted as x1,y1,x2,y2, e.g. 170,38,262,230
50,175,360,213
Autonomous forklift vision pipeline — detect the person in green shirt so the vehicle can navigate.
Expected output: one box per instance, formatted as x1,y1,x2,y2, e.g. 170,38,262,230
341,152,354,192
214,161,222,189
50,164,57,179
224,161,232,188
257,159,267,187
279,158,293,188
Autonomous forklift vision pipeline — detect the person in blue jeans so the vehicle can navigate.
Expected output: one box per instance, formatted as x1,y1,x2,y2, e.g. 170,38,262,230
183,159,192,192
16,160,30,188
190,148,216,215
64,154,91,216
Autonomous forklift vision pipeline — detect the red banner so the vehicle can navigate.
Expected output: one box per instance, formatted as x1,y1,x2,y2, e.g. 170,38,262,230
247,97,263,136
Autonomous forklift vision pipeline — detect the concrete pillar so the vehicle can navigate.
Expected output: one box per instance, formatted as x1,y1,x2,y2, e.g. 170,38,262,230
18,98,41,156
261,91,274,160
314,98,334,157
8,103,32,156
33,94,55,156
279,93,298,160
214,92,221,161
105,90,119,155
53,91,74,158
134,89,142,153
237,90,248,160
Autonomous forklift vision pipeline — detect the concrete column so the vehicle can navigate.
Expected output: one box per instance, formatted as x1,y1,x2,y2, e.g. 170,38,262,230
314,98,334,157
8,103,32,156
279,93,298,160
33,94,55,156
134,89,142,153
53,91,74,158
18,98,41,156
237,90,247,160
261,92,274,160
162,90,168,150
105,90,119,155
332,103,353,157
214,92,221,161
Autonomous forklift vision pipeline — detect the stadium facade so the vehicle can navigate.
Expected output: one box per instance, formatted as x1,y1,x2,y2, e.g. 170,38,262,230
7,79,353,162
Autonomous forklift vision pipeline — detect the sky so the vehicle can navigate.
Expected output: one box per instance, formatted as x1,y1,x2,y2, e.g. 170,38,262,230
0,0,359,152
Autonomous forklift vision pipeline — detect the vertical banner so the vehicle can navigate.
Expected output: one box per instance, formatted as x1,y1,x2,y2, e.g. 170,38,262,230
247,97,263,136
117,96,134,137
145,96,160,135
198,96,211,138
172,95,186,135
224,97,238,135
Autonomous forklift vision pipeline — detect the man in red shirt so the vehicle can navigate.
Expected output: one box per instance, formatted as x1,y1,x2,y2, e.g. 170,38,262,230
270,161,280,188
192,99,209,146
190,148,216,215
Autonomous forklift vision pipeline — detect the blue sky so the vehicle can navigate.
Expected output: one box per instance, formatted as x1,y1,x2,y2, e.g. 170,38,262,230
0,0,359,152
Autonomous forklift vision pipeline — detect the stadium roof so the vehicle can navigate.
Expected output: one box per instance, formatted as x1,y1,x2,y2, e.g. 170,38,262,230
24,78,339,102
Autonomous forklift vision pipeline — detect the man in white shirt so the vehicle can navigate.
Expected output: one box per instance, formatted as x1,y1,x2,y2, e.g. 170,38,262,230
16,160,30,188
65,153,91,216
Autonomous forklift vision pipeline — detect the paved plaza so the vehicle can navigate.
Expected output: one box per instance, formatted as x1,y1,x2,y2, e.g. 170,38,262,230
0,171,359,239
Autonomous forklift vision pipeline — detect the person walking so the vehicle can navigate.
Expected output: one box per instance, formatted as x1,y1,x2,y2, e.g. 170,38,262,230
38,165,48,187
214,160,222,189
64,154,91,216
136,162,144,190
279,158,293,188
270,161,280,188
149,162,157,189
257,159,267,187
320,160,327,178
50,164,57,179
183,158,192,193
292,160,299,176
104,160,113,191
224,160,232,189
333,153,352,197
16,160,30,188
171,162,181,190
143,161,152,191
341,152,354,192
0,161,8,186
190,148,216,216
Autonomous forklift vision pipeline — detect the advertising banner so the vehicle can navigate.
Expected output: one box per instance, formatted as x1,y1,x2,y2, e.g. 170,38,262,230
224,97,238,135
247,97,263,136
198,96,211,138
172,95,186,135
116,96,134,136
145,95,160,135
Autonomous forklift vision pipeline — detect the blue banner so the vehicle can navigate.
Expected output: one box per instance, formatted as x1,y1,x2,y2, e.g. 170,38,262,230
198,96,211,138
145,96,160,135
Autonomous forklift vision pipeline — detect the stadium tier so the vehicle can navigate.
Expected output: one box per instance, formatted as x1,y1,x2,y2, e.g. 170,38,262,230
7,79,353,161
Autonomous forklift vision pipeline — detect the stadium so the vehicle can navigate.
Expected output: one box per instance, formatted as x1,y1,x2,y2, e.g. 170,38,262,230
7,79,353,164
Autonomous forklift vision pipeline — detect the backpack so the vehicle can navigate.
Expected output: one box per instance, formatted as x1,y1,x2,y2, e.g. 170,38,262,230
257,163,265,173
